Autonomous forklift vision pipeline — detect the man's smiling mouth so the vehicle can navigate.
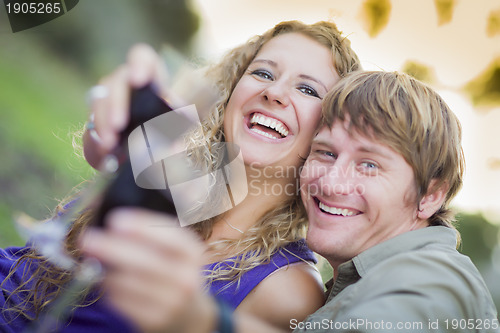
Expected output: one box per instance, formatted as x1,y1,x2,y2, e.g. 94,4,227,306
249,113,289,140
315,198,361,217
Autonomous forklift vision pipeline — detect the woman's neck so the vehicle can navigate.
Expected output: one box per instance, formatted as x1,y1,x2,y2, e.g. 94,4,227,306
208,165,296,241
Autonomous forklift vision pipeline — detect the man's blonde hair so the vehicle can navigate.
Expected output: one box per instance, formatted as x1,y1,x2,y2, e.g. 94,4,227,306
321,71,465,228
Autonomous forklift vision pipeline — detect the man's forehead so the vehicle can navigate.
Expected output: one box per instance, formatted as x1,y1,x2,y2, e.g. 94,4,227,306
314,125,336,140
313,123,359,142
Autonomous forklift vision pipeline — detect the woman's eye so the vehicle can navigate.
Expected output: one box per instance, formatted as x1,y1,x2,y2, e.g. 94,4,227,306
298,85,320,98
251,69,273,80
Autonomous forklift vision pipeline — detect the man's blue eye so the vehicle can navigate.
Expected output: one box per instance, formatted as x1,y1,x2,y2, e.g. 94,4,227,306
361,161,378,169
315,150,335,159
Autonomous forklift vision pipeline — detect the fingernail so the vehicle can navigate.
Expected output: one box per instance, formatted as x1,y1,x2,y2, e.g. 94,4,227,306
130,70,149,88
100,132,116,150
106,208,137,232
79,228,102,250
111,110,128,130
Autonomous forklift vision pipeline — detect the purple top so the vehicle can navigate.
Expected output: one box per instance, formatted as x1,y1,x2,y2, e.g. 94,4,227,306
0,246,138,333
204,239,316,309
1,240,315,331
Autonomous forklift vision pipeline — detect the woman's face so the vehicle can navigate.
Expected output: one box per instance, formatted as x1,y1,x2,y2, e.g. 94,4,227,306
223,32,340,170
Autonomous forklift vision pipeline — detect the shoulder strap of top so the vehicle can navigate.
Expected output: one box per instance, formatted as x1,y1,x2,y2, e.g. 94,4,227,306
205,239,316,309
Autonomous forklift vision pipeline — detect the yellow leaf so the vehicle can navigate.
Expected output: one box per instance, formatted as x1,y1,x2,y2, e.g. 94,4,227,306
401,60,436,84
359,0,392,38
434,0,456,26
464,57,500,108
486,8,500,37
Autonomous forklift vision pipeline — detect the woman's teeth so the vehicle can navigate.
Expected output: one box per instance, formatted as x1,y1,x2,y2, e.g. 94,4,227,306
250,113,289,138
250,128,280,140
319,201,356,217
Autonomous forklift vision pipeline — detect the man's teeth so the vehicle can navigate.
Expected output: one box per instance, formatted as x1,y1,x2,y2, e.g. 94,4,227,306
319,202,355,217
250,114,289,138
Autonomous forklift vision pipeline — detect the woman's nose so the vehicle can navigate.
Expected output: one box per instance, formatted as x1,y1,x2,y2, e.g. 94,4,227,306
261,82,290,107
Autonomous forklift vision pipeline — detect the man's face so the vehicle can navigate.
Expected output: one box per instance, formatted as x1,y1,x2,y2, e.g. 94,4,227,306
300,121,427,267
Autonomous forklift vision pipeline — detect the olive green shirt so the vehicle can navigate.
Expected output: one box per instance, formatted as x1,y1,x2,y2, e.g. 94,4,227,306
292,226,499,332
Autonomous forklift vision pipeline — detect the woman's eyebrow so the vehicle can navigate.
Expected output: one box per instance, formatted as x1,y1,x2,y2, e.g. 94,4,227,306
299,74,327,91
252,59,327,91
251,59,277,67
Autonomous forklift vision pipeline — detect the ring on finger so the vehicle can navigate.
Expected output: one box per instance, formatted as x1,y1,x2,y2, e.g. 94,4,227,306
86,113,96,130
86,85,109,105
85,113,102,143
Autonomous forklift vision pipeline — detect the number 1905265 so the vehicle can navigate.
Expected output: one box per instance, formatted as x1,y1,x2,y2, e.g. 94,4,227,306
6,2,61,14
444,318,499,330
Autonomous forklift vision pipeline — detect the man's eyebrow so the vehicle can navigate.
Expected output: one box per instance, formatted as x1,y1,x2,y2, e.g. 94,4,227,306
358,145,393,160
311,139,333,148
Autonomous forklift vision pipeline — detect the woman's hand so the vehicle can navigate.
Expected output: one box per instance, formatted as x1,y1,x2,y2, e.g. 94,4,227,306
79,208,216,333
84,44,169,168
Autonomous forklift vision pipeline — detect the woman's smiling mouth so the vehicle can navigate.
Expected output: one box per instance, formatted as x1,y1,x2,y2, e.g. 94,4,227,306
248,112,290,140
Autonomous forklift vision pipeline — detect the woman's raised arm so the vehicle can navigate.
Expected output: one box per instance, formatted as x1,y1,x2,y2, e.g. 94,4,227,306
83,44,169,169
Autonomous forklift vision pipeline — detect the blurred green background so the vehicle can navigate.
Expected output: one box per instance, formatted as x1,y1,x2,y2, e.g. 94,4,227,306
0,0,201,246
0,0,499,314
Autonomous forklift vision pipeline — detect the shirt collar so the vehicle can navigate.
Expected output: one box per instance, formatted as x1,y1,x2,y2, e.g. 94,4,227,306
325,260,360,301
326,226,458,301
353,226,458,277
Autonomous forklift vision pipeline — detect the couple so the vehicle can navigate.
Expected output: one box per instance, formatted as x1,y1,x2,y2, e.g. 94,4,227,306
1,20,498,332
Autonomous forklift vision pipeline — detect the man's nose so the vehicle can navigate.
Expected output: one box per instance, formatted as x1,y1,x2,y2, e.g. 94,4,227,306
318,162,358,197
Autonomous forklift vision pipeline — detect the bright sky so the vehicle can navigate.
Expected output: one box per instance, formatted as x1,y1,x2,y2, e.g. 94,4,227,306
191,0,500,223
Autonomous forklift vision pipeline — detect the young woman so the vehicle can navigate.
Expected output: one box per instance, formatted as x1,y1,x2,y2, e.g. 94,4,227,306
1,20,360,332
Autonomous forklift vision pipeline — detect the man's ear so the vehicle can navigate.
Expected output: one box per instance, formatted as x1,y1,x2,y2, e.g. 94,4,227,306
417,179,449,220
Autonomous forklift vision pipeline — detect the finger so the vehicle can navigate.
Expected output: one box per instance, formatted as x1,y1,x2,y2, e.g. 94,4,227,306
79,228,204,324
105,208,205,259
86,226,203,300
106,65,130,133
90,81,112,150
127,44,169,92
80,227,203,332
79,229,170,273
90,85,116,150
105,282,193,333
79,225,204,275
94,66,129,150
102,259,201,305
89,43,169,153
102,261,205,333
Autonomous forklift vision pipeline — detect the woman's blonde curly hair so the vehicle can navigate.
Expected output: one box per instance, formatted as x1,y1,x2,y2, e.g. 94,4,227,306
1,20,361,320
186,20,361,288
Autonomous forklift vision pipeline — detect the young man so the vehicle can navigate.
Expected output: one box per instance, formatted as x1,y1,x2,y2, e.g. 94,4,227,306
297,70,498,332
81,71,499,333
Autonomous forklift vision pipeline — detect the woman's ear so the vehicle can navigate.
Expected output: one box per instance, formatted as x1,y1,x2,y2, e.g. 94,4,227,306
417,179,449,220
